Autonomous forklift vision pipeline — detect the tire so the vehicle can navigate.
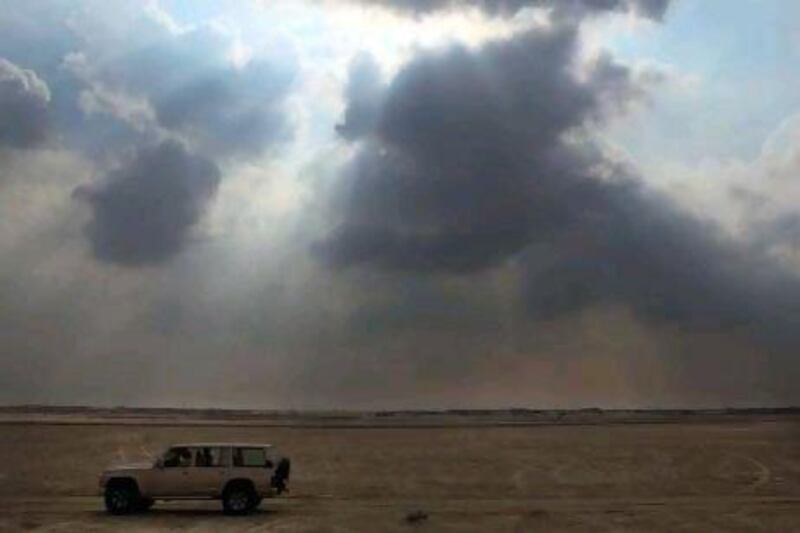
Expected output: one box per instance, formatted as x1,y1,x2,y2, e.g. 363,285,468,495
104,481,138,515
222,483,256,515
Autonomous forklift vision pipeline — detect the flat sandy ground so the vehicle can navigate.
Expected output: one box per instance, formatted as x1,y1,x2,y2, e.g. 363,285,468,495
1,413,799,532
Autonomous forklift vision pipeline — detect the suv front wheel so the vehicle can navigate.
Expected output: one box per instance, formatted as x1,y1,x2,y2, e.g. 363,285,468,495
222,482,257,515
104,480,139,514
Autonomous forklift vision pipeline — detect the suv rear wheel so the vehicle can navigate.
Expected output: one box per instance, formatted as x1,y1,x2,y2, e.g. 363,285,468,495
104,480,139,514
222,482,256,515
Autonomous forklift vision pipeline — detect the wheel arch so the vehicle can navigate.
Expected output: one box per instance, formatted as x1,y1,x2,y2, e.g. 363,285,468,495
105,476,141,493
223,478,256,495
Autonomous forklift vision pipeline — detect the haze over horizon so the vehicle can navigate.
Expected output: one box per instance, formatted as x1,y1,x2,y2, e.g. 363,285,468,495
1,0,799,410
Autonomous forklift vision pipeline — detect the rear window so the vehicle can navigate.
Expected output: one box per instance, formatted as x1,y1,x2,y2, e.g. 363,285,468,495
233,447,267,467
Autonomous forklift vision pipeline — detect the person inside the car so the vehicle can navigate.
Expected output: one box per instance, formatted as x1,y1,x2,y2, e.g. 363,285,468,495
178,448,192,467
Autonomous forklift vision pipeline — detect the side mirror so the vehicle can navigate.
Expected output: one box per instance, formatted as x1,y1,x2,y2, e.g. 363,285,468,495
155,458,164,469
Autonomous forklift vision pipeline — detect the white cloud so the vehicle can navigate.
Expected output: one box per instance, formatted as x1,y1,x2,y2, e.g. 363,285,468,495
623,113,800,249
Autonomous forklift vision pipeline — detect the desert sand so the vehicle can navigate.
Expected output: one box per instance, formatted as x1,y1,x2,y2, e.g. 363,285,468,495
0,409,799,531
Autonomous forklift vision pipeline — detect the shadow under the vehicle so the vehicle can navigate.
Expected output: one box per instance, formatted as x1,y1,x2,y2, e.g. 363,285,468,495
90,507,279,518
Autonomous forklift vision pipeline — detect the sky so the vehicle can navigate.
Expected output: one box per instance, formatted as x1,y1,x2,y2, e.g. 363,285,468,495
0,0,798,409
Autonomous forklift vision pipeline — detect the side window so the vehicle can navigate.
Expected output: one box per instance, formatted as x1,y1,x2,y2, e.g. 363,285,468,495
162,447,193,468
233,447,267,467
195,447,223,467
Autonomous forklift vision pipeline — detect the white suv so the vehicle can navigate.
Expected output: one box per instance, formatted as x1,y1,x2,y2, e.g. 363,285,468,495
99,443,291,514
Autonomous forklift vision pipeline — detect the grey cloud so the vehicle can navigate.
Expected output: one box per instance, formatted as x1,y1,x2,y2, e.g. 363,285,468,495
0,4,141,163
357,0,670,19
749,213,800,254
335,54,387,141
75,23,295,158
74,140,220,265
0,3,296,161
154,57,293,157
629,0,671,19
0,58,50,149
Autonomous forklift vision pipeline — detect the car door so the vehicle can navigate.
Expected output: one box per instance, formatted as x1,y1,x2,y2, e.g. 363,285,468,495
148,446,195,497
189,446,227,496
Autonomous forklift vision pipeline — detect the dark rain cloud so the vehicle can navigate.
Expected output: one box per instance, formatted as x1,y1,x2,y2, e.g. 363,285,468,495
520,176,800,338
320,9,800,369
74,140,220,265
66,15,296,265
0,58,50,149
320,24,641,272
